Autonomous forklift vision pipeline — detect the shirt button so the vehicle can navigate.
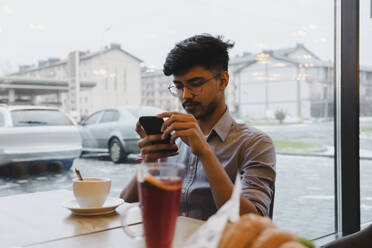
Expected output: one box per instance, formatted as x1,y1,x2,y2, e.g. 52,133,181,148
190,166,194,171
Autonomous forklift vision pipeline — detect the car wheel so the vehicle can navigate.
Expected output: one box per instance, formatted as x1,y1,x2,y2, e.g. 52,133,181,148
109,138,127,163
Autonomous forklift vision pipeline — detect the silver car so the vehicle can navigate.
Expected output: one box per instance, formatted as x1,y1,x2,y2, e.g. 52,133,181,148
80,105,164,163
0,105,82,169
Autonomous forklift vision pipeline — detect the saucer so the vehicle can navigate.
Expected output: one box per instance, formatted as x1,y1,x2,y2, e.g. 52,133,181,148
63,197,124,216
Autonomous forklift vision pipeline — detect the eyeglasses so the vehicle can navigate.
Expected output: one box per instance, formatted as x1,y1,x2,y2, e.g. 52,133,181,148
168,72,221,97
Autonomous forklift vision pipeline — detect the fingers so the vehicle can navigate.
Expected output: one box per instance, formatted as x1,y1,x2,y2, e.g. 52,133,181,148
137,134,163,148
135,121,146,138
161,113,195,132
162,122,196,139
141,143,179,161
157,112,179,118
141,143,178,155
169,130,192,144
143,151,179,162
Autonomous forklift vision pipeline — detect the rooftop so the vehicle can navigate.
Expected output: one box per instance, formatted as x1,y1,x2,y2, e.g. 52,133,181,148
11,43,143,76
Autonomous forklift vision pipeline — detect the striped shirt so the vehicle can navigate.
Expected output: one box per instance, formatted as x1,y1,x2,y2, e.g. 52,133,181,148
165,109,276,220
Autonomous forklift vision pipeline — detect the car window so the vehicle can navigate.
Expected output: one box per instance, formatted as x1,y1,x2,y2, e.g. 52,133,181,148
84,112,101,125
0,112,4,127
119,109,136,120
11,109,73,127
100,110,119,123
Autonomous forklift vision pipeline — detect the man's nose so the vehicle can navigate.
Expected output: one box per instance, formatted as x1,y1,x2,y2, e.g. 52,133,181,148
182,86,194,98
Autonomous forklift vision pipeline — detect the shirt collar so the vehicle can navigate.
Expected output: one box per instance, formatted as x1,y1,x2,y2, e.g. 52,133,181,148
207,108,234,142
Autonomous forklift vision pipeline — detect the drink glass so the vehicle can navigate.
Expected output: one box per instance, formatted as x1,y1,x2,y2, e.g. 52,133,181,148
122,162,185,248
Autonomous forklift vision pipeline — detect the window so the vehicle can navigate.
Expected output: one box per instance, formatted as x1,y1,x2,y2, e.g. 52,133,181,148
115,68,118,90
123,70,127,92
100,110,119,123
11,109,73,126
1,0,364,244
360,0,372,228
84,111,102,125
366,88,372,97
0,113,4,127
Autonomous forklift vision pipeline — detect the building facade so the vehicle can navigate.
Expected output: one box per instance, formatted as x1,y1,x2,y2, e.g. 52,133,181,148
230,43,372,120
10,44,142,120
141,67,183,112
140,44,372,121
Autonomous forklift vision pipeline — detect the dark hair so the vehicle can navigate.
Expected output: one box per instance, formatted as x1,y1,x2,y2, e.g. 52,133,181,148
163,34,235,76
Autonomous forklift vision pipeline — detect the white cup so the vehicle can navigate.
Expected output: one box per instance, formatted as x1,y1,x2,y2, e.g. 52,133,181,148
73,177,111,208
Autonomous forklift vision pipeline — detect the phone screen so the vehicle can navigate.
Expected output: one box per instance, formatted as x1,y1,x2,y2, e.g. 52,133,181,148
139,116,170,144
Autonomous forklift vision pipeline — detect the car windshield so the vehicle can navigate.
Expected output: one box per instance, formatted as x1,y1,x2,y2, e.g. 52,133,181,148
11,109,73,127
126,107,164,118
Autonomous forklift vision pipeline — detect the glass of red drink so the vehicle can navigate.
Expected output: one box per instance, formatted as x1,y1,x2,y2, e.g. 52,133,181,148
122,162,185,248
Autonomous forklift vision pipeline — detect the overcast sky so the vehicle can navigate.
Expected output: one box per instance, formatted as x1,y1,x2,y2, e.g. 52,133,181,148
0,0,371,75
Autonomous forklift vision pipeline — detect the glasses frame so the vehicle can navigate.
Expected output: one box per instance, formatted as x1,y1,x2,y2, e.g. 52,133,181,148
167,72,222,97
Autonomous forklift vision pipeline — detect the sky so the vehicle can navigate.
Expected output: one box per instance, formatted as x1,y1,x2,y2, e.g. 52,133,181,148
0,0,371,75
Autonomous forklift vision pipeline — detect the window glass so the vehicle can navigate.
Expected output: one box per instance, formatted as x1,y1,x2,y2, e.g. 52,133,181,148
11,109,73,126
84,112,101,125
100,110,119,123
0,0,336,241
360,0,372,227
0,112,4,127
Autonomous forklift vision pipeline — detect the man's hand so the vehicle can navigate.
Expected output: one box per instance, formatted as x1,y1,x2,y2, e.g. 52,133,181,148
158,112,211,158
135,121,179,162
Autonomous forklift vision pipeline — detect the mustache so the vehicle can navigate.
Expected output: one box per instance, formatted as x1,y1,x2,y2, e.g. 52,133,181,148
182,101,200,108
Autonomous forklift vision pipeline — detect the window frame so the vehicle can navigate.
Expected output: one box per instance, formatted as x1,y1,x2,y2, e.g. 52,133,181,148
336,0,360,237
314,0,360,244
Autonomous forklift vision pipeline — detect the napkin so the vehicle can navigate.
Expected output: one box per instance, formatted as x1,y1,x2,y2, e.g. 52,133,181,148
182,173,241,248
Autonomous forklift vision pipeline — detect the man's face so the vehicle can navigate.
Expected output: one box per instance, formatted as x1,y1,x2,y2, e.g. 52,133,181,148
172,66,225,120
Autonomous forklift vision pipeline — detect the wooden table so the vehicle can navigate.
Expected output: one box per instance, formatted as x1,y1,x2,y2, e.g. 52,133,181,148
0,190,203,248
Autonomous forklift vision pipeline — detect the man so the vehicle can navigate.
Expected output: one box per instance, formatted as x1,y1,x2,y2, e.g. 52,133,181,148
121,34,276,220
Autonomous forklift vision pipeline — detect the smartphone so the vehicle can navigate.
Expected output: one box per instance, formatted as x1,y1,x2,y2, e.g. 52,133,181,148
139,116,171,144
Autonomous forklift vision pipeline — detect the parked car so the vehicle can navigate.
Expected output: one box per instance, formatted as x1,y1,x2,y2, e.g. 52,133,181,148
0,105,82,170
79,105,165,163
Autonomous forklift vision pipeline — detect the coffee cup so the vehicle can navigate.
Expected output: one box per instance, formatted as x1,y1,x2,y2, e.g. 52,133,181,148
73,177,111,208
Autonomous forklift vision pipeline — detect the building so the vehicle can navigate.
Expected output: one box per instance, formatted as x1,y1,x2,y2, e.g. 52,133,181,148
0,77,96,106
140,44,372,121
9,43,142,120
141,67,183,112
230,43,372,120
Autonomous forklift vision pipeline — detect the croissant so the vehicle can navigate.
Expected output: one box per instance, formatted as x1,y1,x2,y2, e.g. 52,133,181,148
278,241,307,248
251,228,297,248
218,214,314,248
218,214,274,248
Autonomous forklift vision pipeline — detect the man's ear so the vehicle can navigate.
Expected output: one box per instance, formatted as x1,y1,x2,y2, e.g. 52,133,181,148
219,71,229,90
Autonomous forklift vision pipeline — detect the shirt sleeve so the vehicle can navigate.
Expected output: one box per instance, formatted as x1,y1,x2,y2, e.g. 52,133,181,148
240,133,276,217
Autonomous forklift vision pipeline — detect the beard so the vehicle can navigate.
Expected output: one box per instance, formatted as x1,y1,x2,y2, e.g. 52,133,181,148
182,95,219,120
